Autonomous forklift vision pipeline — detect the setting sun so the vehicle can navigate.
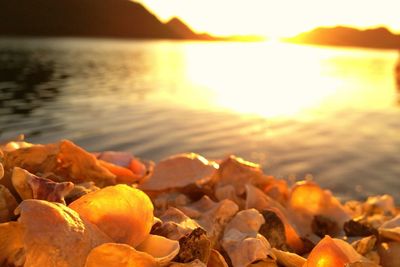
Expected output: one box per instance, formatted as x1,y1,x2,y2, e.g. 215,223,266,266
137,0,400,38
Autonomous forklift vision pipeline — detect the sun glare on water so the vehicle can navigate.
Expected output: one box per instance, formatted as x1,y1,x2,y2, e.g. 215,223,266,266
181,41,342,117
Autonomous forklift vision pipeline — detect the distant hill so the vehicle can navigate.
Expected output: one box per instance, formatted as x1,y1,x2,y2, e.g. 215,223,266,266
166,17,198,39
286,26,400,49
166,17,218,41
0,0,212,40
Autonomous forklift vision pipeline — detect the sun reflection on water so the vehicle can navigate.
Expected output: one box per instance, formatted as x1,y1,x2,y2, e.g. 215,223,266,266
180,41,341,117
171,41,398,118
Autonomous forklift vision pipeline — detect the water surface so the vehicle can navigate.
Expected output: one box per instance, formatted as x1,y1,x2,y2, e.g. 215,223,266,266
1,38,399,201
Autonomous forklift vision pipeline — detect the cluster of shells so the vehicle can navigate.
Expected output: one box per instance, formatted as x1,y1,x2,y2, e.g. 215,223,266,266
0,139,399,267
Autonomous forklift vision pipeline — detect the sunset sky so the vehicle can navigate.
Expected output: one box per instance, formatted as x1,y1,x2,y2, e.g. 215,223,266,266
137,0,400,38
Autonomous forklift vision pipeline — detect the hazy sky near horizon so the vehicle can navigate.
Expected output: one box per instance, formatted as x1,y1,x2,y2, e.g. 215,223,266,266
137,0,400,37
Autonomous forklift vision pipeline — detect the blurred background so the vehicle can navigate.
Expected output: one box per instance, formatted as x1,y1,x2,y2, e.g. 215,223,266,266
0,0,400,201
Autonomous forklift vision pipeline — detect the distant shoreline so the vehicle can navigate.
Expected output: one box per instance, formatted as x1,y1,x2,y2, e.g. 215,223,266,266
284,26,400,50
281,39,400,51
0,36,398,51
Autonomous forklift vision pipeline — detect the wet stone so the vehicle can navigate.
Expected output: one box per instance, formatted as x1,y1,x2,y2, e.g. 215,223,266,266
174,228,211,264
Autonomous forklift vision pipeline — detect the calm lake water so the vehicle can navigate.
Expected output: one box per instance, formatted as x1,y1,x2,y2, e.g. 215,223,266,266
0,38,399,201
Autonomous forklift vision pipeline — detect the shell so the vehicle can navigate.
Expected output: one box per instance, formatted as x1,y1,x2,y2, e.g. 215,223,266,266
259,210,288,250
139,153,217,192
344,219,378,237
288,181,350,236
352,214,388,231
363,251,380,265
215,155,264,195
2,141,58,175
0,184,18,222
95,151,152,182
345,200,365,218
182,196,239,248
17,199,112,267
1,141,33,152
378,214,400,241
271,248,306,267
249,260,278,267
351,236,377,256
3,140,116,187
11,167,32,200
170,259,207,267
0,149,4,180
245,184,304,253
262,177,289,206
64,182,100,204
153,192,191,217
346,262,381,267
69,184,154,247
94,151,136,167
0,221,24,266
12,167,74,204
305,236,371,267
173,228,211,264
221,209,276,267
180,195,217,219
207,249,229,267
153,207,200,240
378,242,400,267
215,184,245,209
85,243,158,267
136,234,180,266
98,160,142,184
3,141,398,267
245,184,287,214
56,140,116,186
363,195,396,216
311,215,340,238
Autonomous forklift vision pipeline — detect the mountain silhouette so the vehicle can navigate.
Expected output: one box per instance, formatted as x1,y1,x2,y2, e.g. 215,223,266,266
166,17,216,40
0,0,210,40
166,17,198,39
286,26,400,49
